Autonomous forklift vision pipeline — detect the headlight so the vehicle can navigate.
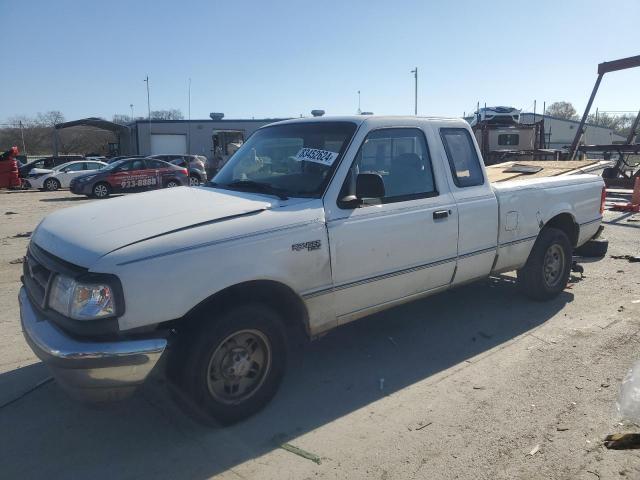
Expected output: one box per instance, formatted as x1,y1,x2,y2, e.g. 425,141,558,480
49,274,116,320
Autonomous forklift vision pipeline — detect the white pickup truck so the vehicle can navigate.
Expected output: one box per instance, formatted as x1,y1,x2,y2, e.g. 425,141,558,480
20,116,606,424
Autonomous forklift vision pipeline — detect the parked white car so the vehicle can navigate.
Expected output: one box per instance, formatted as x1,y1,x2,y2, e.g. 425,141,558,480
25,160,107,191
20,116,605,424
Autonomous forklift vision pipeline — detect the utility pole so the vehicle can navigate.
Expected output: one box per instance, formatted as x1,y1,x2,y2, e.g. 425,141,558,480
357,90,361,114
19,120,26,155
410,67,418,115
130,104,134,122
144,76,151,152
187,78,191,156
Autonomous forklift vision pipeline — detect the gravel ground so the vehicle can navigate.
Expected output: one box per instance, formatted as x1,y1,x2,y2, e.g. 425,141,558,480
0,188,639,480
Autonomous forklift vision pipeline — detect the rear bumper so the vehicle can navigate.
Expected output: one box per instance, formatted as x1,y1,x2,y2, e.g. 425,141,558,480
19,287,166,402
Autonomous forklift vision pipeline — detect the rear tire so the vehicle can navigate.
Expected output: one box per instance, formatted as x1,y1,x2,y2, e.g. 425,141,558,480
189,175,200,187
170,304,287,425
517,227,572,301
92,182,111,198
44,177,60,191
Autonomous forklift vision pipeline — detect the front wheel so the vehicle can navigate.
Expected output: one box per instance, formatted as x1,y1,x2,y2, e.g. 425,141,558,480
517,227,572,301
165,180,180,188
92,182,111,198
189,175,200,187
44,177,60,191
171,304,287,425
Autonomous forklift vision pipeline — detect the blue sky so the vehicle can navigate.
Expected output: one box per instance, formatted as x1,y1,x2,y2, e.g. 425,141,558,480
1,0,639,123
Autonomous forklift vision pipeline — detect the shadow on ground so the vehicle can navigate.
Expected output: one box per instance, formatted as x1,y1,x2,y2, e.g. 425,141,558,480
0,277,572,479
38,195,123,202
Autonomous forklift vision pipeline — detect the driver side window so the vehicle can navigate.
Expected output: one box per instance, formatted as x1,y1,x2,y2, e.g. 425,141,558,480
341,128,437,204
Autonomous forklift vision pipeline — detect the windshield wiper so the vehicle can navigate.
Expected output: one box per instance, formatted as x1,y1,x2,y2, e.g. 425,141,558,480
217,180,289,200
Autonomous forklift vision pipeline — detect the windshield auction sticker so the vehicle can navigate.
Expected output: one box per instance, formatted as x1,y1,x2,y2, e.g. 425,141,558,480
293,148,339,166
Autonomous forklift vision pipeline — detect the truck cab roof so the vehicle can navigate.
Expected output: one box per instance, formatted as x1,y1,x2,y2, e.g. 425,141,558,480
268,115,468,128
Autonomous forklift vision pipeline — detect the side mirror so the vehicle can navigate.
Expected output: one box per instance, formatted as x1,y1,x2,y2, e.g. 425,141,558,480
356,173,385,199
339,173,385,208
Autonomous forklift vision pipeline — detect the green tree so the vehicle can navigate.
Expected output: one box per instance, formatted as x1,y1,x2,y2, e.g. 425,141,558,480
545,102,578,120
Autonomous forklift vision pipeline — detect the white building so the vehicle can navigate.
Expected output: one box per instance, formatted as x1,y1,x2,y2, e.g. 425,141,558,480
519,113,626,149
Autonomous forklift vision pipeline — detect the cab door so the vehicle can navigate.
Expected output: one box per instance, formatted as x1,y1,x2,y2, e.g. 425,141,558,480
439,128,498,285
325,126,459,323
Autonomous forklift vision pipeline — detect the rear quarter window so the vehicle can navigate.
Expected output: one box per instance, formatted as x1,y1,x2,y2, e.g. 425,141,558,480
440,128,484,187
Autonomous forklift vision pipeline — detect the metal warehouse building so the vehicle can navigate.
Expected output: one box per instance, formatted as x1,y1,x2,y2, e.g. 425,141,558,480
56,117,288,159
121,117,288,158
519,113,626,149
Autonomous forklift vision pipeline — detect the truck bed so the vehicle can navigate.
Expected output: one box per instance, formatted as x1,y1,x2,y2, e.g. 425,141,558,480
490,174,604,273
486,160,611,183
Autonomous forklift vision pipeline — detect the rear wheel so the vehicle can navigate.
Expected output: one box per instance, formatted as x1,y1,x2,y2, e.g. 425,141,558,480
92,182,111,198
517,227,572,301
189,175,200,187
170,304,287,425
44,177,60,191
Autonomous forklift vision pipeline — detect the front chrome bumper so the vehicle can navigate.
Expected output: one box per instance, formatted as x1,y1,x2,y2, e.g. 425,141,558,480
19,287,167,402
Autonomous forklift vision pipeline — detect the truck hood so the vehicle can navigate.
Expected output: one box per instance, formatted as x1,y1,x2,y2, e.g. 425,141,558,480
32,187,304,267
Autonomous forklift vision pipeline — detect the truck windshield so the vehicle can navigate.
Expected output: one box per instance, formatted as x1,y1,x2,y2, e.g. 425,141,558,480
210,121,357,199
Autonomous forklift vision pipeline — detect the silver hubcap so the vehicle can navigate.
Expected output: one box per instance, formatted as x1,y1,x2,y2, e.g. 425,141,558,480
167,181,178,188
189,176,199,186
95,185,108,197
543,244,565,287
206,329,271,405
46,179,57,190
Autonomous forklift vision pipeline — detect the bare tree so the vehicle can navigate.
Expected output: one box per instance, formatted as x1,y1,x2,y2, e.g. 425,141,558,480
587,112,636,136
545,102,578,120
112,114,133,125
35,110,65,127
0,111,114,155
150,109,184,120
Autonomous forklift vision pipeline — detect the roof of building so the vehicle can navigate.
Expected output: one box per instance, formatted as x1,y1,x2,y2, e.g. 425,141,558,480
55,117,129,133
519,112,619,130
130,118,289,126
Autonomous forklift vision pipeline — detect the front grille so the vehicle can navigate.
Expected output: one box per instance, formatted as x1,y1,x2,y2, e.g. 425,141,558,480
23,246,53,308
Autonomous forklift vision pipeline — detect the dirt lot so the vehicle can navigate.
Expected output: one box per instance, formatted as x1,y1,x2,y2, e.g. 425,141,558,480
1,188,639,480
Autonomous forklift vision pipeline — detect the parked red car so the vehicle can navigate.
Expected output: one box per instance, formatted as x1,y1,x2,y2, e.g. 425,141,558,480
70,157,188,198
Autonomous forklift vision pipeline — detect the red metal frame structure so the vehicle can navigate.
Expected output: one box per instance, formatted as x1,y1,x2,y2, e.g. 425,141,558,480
569,55,640,159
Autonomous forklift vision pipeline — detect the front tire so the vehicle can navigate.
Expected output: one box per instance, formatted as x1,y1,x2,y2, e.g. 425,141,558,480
172,304,287,425
92,182,111,198
189,175,200,187
44,177,60,191
517,227,572,301
165,179,180,188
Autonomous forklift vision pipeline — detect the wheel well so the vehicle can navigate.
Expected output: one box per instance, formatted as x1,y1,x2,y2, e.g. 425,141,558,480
544,213,579,246
180,280,310,340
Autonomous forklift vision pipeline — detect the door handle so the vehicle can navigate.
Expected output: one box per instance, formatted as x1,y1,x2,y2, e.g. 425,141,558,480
433,210,449,220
